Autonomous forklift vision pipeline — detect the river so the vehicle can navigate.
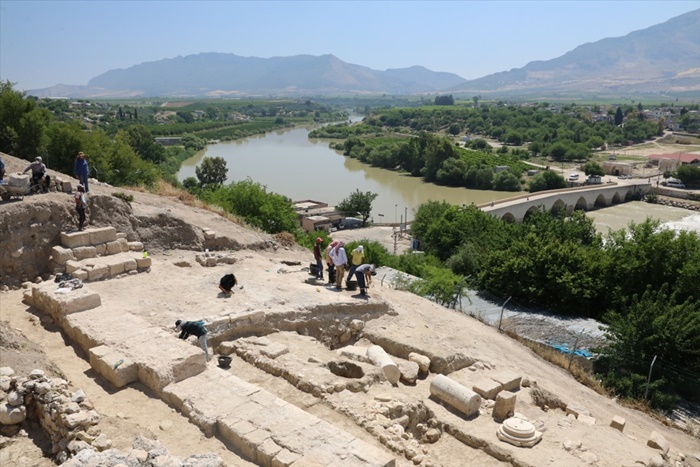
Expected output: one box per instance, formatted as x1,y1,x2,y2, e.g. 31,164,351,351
178,123,700,232
177,124,516,222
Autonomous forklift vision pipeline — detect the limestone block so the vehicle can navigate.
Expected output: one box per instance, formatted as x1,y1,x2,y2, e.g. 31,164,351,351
62,180,73,193
578,414,596,426
366,345,400,385
647,431,670,455
430,374,481,417
565,403,591,419
108,261,125,276
218,419,257,460
8,173,30,188
89,227,117,245
65,260,82,274
127,241,144,252
206,257,217,267
117,238,129,252
242,429,272,464
398,361,419,385
491,371,521,392
348,437,396,466
73,246,97,260
105,241,122,255
116,232,127,239
87,264,109,281
0,402,27,425
203,230,216,240
61,231,91,249
73,270,88,281
257,438,283,467
260,343,288,359
136,257,151,269
123,259,137,272
51,246,76,264
408,352,430,373
493,391,516,422
94,243,107,256
610,415,626,432
472,377,503,400
31,284,101,316
338,346,371,363
271,448,301,467
89,345,138,388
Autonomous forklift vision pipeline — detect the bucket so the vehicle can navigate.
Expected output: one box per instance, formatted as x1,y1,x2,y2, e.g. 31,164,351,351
217,355,232,368
309,263,317,276
346,280,358,291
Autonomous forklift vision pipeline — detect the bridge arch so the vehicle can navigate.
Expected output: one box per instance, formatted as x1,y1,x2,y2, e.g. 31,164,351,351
624,189,637,201
551,199,567,216
594,194,608,208
574,196,588,211
612,192,622,204
501,212,516,223
524,205,540,221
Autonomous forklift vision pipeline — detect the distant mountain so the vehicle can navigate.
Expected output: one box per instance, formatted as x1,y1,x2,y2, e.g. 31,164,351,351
29,54,467,98
451,9,700,96
28,10,700,99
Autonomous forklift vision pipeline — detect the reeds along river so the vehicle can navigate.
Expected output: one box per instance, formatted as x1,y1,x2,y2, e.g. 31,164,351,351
178,125,700,233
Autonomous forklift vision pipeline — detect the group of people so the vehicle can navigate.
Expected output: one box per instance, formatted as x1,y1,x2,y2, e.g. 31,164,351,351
314,238,375,296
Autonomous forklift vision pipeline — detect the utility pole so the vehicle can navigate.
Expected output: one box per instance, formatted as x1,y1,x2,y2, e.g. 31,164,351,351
644,355,658,400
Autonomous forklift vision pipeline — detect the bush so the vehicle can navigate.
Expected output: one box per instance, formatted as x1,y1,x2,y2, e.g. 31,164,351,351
112,192,134,204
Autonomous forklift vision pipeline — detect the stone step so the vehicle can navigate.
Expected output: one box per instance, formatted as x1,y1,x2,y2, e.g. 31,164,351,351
64,251,151,282
163,369,395,467
61,226,118,248
54,227,144,266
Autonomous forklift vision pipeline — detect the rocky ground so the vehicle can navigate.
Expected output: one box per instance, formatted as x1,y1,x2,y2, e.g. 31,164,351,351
1,151,700,467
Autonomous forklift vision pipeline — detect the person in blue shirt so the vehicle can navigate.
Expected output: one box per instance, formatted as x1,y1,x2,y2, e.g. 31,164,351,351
74,152,89,193
175,319,210,361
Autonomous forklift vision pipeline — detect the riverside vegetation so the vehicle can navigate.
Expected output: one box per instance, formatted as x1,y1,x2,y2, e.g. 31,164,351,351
2,81,699,414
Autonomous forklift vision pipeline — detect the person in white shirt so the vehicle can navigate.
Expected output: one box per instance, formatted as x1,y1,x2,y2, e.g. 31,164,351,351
330,241,347,289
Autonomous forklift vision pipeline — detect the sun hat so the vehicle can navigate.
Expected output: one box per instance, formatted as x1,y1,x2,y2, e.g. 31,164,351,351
35,156,42,162
357,245,363,253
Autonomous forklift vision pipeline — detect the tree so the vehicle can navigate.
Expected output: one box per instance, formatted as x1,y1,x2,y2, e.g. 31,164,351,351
195,156,228,188
448,123,461,136
529,170,567,193
336,189,378,227
614,107,624,126
0,81,50,160
582,161,605,176
492,171,521,191
125,125,165,164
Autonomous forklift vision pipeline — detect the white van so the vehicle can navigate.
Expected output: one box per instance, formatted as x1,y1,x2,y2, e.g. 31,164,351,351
665,179,686,189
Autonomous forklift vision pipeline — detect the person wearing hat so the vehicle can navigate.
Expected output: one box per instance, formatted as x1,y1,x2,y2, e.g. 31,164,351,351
22,156,47,191
74,152,90,193
346,245,364,287
74,185,87,231
175,319,210,361
313,237,324,281
330,241,348,289
354,264,376,296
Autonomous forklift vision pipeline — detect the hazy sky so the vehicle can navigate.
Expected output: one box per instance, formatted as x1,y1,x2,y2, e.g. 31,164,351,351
1,1,697,91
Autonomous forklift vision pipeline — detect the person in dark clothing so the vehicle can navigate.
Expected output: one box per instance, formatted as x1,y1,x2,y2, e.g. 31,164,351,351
354,264,376,296
74,185,87,231
219,273,237,296
0,156,5,182
175,319,210,361
313,237,324,280
74,152,90,193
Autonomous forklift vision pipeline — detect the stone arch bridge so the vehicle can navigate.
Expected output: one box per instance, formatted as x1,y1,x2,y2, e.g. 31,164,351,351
480,182,651,223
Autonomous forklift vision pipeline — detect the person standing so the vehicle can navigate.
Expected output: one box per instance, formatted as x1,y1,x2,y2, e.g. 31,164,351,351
313,237,324,281
330,241,347,289
74,152,90,193
74,185,87,231
354,264,376,296
346,245,364,287
175,319,210,361
325,241,337,285
0,156,5,182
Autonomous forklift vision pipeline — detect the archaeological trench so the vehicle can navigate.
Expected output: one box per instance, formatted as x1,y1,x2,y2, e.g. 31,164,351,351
1,187,698,467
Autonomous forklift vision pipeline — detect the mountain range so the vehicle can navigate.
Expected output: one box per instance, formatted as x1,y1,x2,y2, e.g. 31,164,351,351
30,9,700,99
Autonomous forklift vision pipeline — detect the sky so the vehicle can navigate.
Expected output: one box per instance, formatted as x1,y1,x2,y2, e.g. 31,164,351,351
1,0,698,91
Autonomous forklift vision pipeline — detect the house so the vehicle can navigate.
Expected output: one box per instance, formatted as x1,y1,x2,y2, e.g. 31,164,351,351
493,166,510,173
585,175,602,185
293,200,344,232
650,153,700,172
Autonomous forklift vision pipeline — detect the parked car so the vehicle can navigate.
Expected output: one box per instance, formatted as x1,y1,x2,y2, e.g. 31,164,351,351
567,173,579,181
663,179,686,188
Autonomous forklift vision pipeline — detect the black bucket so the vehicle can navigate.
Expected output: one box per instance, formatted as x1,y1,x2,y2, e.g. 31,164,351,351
218,355,232,368
309,263,317,276
346,280,358,291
